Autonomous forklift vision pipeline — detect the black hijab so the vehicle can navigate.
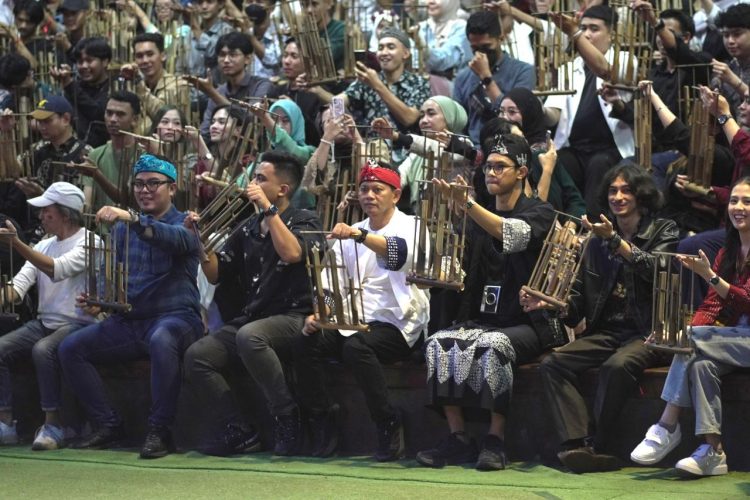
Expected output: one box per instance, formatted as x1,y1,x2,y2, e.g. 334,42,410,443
504,88,547,145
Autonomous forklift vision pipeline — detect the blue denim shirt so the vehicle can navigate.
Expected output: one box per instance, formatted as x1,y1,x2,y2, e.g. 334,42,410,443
453,52,535,144
113,205,201,319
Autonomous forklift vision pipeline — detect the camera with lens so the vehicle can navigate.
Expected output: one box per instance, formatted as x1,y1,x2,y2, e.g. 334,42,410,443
480,284,502,314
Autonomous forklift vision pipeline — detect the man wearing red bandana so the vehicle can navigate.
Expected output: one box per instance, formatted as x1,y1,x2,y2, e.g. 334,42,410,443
291,162,430,462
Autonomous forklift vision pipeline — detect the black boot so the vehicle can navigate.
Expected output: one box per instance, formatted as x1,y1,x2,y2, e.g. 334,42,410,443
475,434,507,471
202,423,261,457
140,425,175,459
374,413,404,462
274,408,302,456
416,432,478,468
71,424,126,449
309,404,340,458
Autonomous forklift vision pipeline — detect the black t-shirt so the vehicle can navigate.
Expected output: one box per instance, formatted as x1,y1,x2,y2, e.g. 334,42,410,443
217,206,325,322
32,136,90,189
568,68,615,153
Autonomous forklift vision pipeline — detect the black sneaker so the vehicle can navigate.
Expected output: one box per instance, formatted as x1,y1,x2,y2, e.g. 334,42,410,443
475,434,507,471
309,404,340,458
71,424,126,449
140,426,175,459
557,446,621,473
203,423,261,457
416,432,478,468
374,413,404,462
274,409,302,456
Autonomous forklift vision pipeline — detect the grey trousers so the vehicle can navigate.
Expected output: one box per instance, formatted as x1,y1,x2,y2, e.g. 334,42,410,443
184,313,305,427
661,325,750,436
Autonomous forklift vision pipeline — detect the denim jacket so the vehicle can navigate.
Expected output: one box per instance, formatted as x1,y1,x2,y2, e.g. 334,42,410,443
565,216,679,336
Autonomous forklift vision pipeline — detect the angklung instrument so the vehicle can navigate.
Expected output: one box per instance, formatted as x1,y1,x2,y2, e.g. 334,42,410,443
522,212,590,312
83,214,131,313
302,233,369,332
646,251,696,354
279,0,338,85
406,150,468,291
0,231,19,322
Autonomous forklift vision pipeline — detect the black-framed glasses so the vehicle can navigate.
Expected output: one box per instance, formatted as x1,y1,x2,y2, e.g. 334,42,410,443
482,162,514,176
132,180,172,192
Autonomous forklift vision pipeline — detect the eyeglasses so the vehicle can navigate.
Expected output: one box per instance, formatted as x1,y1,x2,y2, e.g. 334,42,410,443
132,180,171,192
483,162,514,176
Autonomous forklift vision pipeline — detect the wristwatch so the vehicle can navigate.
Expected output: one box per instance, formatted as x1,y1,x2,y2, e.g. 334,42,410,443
264,204,279,217
354,228,369,244
127,208,140,224
606,233,622,251
717,114,732,126
709,274,720,286
654,19,666,32
466,198,475,211
481,76,493,88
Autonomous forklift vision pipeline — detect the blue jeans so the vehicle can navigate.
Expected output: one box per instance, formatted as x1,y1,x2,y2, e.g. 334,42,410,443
58,313,202,428
661,325,750,435
0,319,84,412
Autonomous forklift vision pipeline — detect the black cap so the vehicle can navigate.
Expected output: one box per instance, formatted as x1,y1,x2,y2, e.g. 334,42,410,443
59,0,89,13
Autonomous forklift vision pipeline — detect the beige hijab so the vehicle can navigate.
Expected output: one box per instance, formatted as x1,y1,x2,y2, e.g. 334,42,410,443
427,0,463,40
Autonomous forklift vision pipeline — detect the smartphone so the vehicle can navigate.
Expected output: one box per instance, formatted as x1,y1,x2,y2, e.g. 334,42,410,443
332,96,345,119
354,50,367,64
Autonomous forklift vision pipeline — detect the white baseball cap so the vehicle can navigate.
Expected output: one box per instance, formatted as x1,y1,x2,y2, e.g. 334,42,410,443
27,182,85,212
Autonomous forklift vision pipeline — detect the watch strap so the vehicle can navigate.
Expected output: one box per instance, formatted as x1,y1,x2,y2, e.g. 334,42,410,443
481,76,493,87
354,228,368,243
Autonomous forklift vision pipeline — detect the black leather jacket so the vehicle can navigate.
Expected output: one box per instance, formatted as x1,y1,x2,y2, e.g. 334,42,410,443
564,216,679,336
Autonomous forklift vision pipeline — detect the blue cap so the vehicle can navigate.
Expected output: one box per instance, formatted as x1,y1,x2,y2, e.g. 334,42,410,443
132,154,177,181
30,96,74,120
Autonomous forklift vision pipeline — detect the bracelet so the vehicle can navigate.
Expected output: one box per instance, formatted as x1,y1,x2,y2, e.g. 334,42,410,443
571,29,583,42
735,79,745,91
320,139,334,147
466,198,475,211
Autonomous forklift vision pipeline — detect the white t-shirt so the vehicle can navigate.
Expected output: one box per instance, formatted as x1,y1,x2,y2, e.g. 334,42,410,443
13,228,100,330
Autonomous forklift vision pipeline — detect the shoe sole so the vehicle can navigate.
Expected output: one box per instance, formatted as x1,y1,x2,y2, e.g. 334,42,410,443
560,451,621,474
675,463,728,476
415,451,478,468
32,442,62,451
476,458,506,471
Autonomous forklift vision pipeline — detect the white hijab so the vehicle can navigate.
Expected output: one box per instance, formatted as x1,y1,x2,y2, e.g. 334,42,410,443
427,0,464,42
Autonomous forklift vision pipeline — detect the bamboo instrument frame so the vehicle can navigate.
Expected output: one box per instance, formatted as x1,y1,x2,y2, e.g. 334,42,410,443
646,252,695,355
521,213,590,310
406,151,468,291
302,234,369,332
279,0,339,86
0,232,19,321
83,215,132,313
684,89,715,197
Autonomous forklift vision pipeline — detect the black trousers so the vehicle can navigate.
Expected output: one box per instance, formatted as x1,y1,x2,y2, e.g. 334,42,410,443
294,322,412,425
557,146,622,217
539,331,662,451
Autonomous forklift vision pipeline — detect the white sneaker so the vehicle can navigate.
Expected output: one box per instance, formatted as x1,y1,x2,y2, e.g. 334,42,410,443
631,423,682,465
675,444,728,476
0,420,18,445
32,424,65,451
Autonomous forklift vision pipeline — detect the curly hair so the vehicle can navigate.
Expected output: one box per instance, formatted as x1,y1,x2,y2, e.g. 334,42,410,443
597,162,663,217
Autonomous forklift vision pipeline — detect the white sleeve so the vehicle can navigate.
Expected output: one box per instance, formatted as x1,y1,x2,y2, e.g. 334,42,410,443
12,260,37,300
52,234,96,282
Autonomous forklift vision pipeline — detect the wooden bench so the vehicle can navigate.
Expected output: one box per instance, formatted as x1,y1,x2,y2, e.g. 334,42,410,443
9,358,750,470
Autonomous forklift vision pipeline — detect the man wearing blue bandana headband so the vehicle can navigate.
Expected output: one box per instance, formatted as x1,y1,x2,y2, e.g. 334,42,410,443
58,153,203,459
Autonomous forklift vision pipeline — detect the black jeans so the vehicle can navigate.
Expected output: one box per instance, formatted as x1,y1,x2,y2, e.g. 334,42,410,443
539,331,662,451
294,322,412,425
184,313,305,427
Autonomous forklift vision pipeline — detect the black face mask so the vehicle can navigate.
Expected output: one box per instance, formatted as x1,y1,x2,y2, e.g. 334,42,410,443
475,46,499,69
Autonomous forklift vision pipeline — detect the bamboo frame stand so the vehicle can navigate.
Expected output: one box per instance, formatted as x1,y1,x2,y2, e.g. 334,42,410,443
521,214,590,310
646,252,695,355
83,216,131,313
407,151,468,291
303,235,369,332
0,233,18,321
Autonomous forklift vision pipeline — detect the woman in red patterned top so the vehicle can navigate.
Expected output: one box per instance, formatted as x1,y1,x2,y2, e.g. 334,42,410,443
630,176,750,477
